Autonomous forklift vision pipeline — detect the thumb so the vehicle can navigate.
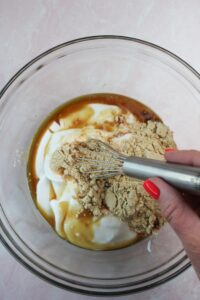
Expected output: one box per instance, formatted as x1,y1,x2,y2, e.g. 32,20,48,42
144,178,200,243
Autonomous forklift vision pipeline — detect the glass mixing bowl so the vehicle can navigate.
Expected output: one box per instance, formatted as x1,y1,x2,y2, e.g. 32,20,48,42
1,36,200,296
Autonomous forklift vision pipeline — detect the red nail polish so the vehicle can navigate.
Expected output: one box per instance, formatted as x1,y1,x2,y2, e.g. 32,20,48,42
143,179,160,200
165,148,175,152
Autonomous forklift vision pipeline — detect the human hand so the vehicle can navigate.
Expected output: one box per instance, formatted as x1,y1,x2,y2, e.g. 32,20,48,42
143,150,200,279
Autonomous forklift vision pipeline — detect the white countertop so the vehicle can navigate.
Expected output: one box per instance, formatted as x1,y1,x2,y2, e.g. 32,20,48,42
0,1,200,299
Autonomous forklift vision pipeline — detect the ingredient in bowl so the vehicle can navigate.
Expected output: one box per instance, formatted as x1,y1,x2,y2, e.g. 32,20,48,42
51,119,175,235
27,93,176,250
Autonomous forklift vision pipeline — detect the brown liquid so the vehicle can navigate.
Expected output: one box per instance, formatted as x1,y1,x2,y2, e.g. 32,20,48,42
27,93,160,250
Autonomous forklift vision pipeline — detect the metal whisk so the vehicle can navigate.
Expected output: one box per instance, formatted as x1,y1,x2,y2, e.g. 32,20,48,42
78,139,200,195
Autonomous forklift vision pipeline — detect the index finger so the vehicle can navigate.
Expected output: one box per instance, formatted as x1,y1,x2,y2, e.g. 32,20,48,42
165,150,200,167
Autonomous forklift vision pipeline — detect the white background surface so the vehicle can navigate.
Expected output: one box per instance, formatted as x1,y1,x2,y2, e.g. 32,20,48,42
0,0,200,299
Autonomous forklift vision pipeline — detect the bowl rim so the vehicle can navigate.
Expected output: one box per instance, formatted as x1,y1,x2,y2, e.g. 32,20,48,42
1,35,200,101
0,35,197,295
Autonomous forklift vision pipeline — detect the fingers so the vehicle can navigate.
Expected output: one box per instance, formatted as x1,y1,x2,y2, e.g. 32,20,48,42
143,178,200,242
144,148,200,278
143,177,200,278
144,149,200,277
165,150,200,167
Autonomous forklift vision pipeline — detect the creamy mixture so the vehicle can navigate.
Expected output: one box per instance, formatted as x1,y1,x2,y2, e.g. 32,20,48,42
28,94,176,250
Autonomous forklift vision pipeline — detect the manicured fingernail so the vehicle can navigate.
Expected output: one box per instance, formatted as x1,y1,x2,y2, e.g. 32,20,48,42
143,179,160,200
165,148,175,152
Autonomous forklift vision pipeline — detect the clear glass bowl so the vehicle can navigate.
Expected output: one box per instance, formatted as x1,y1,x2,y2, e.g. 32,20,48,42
1,36,200,296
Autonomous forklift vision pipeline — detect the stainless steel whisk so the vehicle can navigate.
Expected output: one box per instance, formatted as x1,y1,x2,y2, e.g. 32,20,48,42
78,139,200,195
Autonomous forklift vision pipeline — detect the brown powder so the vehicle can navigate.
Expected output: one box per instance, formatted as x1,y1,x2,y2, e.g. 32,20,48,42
50,120,176,235
104,178,164,235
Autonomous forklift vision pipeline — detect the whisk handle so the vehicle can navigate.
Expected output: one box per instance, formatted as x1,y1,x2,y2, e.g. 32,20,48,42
123,157,200,195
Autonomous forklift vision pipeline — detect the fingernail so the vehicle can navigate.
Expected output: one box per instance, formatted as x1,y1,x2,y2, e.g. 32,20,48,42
143,179,160,200
165,148,175,152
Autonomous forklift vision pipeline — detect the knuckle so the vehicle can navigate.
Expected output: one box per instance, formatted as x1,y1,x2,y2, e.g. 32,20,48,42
162,202,184,225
